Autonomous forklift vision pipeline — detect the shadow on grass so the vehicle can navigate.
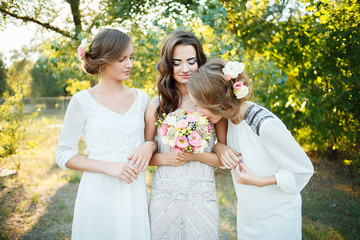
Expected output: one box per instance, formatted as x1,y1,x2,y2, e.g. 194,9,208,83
0,172,77,240
20,163,82,240
302,157,360,240
21,182,78,240
0,176,27,240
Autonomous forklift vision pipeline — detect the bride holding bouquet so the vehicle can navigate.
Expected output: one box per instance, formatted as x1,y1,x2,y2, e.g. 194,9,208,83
144,30,223,239
156,108,212,154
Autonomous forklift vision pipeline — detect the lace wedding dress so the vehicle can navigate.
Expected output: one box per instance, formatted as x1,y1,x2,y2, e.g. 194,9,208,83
149,98,220,240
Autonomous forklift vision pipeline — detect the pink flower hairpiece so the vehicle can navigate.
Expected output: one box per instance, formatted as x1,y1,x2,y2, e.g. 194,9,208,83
224,74,232,81
233,81,249,99
222,61,249,99
77,38,91,60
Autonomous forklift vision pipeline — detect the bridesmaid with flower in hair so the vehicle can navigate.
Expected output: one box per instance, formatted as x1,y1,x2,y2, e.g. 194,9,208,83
187,58,314,240
56,28,153,240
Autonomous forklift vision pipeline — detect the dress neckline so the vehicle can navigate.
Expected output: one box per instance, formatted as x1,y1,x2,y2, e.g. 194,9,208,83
85,89,139,116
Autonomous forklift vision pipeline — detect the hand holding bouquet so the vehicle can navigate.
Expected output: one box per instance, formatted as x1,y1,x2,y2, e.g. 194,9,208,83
155,109,213,154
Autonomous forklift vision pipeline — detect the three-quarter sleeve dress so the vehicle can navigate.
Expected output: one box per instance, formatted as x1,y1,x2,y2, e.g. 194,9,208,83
227,103,314,240
56,89,151,240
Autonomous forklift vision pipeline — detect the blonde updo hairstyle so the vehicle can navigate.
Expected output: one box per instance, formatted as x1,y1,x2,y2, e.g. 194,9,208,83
187,58,252,119
81,28,132,75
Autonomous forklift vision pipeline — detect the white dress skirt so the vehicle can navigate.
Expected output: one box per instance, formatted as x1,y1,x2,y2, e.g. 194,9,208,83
56,89,151,240
227,103,314,240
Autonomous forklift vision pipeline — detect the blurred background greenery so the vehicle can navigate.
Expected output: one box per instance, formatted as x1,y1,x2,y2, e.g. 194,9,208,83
0,0,359,239
1,0,359,167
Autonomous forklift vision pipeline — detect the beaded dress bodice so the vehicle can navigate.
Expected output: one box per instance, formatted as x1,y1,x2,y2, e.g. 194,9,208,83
150,126,217,202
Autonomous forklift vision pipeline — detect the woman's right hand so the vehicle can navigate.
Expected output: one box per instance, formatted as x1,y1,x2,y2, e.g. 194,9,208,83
164,151,188,166
128,141,155,173
213,143,241,169
175,152,194,165
105,162,139,184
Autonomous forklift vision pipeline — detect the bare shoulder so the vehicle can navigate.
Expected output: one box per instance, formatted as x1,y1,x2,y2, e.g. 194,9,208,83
146,99,157,116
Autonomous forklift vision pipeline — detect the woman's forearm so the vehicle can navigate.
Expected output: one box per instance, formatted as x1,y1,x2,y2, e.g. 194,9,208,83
148,152,182,166
190,152,223,167
65,155,111,174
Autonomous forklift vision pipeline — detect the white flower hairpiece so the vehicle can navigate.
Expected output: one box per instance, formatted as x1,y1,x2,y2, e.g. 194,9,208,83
222,61,249,100
77,38,91,60
222,61,245,80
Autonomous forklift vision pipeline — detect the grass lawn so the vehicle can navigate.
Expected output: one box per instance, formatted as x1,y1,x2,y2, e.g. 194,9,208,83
0,110,359,239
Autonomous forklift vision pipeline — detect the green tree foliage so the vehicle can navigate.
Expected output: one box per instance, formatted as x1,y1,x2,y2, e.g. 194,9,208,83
0,53,7,97
30,57,64,97
1,0,359,169
290,0,360,159
1,0,201,95
0,0,199,40
0,86,24,167
204,0,360,162
6,59,33,97
1,0,81,39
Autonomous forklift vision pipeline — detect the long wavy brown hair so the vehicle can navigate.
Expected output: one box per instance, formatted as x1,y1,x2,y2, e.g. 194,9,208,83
155,30,207,120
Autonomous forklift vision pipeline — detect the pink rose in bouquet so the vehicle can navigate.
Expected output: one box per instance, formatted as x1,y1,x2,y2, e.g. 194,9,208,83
186,115,199,122
159,124,169,137
177,119,188,129
188,131,201,147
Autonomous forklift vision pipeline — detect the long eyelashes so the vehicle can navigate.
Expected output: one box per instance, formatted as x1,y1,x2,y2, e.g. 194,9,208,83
118,56,134,62
173,60,197,66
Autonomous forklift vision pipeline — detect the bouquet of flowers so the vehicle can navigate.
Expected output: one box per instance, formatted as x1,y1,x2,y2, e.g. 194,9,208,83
155,109,213,154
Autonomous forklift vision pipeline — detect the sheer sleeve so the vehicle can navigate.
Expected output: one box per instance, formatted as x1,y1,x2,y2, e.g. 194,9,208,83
260,119,314,194
55,95,85,169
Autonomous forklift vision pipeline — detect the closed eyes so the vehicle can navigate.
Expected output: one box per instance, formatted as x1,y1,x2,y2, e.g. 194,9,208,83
173,59,197,66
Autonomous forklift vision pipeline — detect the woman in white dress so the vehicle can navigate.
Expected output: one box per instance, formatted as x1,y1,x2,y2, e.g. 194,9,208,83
55,29,154,240
144,30,223,239
187,58,314,240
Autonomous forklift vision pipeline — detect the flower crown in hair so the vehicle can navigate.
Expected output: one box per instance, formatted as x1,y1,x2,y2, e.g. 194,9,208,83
77,38,91,60
222,61,249,99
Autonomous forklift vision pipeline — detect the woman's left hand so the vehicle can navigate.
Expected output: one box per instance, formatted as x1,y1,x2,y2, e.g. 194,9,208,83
234,163,277,187
128,141,155,173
